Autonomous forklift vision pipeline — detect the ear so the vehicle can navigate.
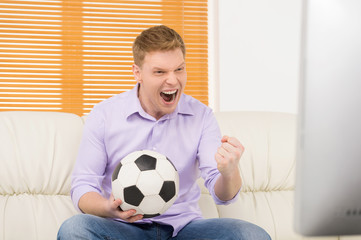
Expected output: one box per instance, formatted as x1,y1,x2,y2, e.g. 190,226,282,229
132,64,142,83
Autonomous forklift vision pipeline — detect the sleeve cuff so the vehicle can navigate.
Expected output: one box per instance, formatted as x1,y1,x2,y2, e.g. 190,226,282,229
71,185,102,213
209,174,241,205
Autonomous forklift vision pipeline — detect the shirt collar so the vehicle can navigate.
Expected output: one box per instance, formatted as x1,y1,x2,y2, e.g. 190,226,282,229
175,94,194,116
125,84,195,121
124,84,147,119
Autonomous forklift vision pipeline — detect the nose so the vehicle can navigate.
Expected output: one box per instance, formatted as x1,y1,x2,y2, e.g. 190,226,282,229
166,72,178,85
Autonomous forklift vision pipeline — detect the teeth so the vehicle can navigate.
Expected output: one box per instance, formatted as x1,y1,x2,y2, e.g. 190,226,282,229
162,90,177,95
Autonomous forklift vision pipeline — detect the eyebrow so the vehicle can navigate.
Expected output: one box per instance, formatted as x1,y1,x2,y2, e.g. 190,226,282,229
152,62,185,71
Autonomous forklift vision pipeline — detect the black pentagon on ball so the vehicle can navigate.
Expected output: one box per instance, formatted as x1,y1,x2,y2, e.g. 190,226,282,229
135,154,157,171
159,181,176,202
112,162,122,181
123,185,144,206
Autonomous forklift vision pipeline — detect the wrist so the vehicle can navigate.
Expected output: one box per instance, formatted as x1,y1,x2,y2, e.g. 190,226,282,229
79,192,110,218
221,166,241,181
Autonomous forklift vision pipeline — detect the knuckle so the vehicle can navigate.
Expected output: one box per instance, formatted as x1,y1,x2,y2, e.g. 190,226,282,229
240,144,245,151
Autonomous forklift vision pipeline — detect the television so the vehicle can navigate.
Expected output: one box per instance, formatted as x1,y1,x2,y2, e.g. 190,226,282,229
294,0,361,236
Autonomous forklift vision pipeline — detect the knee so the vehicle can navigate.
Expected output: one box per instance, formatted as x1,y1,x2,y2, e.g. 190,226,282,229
57,214,93,240
230,219,271,240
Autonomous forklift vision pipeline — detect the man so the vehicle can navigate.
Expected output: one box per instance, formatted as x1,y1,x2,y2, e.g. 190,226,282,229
58,25,271,240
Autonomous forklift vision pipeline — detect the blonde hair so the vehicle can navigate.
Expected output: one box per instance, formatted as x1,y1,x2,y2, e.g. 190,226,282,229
132,25,186,67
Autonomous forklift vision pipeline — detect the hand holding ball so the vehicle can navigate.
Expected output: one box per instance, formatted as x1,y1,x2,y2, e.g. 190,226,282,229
112,150,179,218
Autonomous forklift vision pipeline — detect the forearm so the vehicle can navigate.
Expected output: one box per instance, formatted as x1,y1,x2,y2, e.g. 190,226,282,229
214,169,242,201
78,192,112,218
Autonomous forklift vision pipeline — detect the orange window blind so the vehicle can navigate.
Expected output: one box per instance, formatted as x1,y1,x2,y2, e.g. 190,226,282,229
0,0,208,116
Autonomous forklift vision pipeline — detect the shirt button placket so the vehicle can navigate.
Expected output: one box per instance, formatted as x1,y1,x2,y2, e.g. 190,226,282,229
151,121,163,151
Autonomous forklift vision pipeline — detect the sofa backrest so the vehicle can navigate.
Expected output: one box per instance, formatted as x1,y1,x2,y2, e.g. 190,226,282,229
211,111,300,239
1,111,355,240
0,111,82,240
206,111,355,240
195,112,297,239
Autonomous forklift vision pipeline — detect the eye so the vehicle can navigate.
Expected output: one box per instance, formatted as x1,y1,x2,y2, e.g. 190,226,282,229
176,67,184,72
154,70,165,75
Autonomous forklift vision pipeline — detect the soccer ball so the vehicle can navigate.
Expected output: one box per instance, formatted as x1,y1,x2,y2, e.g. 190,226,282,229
111,150,179,218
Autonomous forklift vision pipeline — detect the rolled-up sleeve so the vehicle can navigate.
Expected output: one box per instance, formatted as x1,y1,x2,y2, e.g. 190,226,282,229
70,106,108,212
197,109,240,205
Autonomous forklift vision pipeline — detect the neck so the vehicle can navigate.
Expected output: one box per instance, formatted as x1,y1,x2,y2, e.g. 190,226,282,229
137,85,163,120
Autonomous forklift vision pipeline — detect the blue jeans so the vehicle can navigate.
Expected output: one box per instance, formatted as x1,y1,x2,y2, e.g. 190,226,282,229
57,214,271,240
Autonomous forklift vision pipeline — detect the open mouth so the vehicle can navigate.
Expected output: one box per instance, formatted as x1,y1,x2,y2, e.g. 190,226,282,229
160,90,178,103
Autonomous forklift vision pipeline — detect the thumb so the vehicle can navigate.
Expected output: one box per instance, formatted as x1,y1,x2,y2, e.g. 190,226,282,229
111,193,122,205
221,135,229,143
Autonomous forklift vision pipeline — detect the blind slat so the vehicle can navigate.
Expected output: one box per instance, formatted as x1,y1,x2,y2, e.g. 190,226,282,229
0,0,208,115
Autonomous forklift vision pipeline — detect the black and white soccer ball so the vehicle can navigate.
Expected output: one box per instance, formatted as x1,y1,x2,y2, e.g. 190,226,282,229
112,150,179,218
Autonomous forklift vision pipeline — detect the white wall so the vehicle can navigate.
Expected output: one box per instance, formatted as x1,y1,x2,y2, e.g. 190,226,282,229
210,0,302,114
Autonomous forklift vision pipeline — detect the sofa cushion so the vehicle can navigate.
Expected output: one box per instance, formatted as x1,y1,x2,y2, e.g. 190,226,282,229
213,111,299,239
0,111,82,239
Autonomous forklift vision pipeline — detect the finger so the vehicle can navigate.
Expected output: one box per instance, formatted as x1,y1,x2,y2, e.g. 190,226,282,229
121,210,144,223
221,141,235,153
220,141,244,162
110,193,122,205
119,209,137,220
127,214,144,223
224,136,242,148
221,135,229,143
215,152,223,162
221,140,243,156
215,152,223,165
217,146,230,159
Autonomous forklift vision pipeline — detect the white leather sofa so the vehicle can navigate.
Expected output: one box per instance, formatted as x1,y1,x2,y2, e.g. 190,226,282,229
1,111,360,240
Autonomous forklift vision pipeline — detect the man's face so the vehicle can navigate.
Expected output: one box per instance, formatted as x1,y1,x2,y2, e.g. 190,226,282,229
133,48,187,120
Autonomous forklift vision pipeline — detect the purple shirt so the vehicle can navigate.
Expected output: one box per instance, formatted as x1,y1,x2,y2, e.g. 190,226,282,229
71,84,239,236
